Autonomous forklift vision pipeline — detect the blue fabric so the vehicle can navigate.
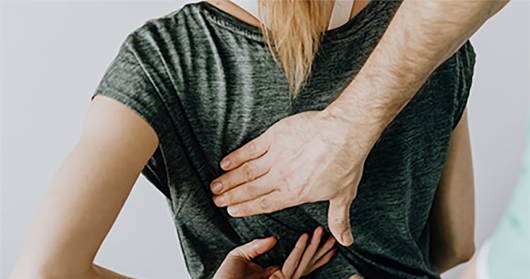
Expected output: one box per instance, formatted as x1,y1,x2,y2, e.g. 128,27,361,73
487,112,530,279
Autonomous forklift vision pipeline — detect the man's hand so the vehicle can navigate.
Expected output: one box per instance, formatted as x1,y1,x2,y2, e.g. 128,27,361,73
213,226,338,279
211,110,372,246
210,0,509,249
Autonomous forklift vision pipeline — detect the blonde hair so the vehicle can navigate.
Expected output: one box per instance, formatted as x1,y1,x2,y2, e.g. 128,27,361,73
257,0,335,100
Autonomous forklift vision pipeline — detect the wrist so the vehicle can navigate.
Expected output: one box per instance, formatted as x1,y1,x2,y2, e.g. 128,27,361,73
319,105,384,158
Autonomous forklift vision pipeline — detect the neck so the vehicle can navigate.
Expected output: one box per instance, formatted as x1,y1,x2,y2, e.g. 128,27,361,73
205,0,372,29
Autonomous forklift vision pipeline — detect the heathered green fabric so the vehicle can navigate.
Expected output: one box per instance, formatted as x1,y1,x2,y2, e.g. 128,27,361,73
90,1,476,278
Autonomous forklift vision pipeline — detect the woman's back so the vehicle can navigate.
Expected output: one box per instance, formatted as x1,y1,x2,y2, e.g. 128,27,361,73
91,1,475,278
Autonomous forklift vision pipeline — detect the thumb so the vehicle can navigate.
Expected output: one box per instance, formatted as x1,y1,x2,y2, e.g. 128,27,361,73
231,236,278,260
328,198,354,246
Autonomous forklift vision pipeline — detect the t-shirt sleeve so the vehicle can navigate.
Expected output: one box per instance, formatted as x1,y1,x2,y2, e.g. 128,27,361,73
451,40,477,130
90,34,171,139
90,33,173,200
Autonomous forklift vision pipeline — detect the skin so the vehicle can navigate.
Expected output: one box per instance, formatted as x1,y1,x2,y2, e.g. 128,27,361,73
205,0,372,28
8,98,334,279
214,227,339,279
10,0,492,278
10,96,159,279
211,0,510,246
457,255,478,279
430,108,476,272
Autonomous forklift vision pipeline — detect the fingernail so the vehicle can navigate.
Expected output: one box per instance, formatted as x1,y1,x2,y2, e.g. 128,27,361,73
342,231,353,246
211,182,222,193
228,206,239,215
272,235,281,240
214,195,225,206
220,159,230,169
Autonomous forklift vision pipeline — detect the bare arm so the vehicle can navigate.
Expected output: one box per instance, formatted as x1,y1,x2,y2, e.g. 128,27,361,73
430,108,475,273
10,95,160,279
324,0,509,152
212,0,509,245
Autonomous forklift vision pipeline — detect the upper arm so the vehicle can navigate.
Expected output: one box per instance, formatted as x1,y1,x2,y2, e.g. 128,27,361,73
430,107,475,265
12,95,159,278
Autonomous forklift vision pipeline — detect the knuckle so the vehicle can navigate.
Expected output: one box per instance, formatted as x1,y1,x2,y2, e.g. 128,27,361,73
242,163,255,182
258,197,272,212
245,184,259,199
333,215,349,228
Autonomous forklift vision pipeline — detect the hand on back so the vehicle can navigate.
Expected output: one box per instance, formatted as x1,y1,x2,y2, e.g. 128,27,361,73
210,110,370,246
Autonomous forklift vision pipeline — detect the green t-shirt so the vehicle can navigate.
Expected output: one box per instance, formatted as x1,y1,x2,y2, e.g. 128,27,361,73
487,113,530,279
90,1,476,278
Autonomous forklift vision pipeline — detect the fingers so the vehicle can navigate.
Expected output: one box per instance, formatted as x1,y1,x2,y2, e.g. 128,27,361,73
230,236,278,261
213,173,276,208
281,233,310,279
219,133,271,171
210,153,274,195
308,235,336,268
307,244,337,273
328,198,354,246
292,227,325,279
272,228,338,279
348,275,362,279
226,190,295,217
262,266,281,279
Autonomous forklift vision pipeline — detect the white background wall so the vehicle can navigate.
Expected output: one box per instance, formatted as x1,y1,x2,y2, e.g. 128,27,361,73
1,1,528,279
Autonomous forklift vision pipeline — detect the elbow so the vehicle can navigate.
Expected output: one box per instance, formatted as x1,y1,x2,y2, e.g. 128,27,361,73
460,242,476,263
435,242,475,274
435,241,475,273
452,241,476,265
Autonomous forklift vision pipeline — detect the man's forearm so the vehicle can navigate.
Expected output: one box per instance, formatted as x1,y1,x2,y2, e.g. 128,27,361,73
323,0,508,150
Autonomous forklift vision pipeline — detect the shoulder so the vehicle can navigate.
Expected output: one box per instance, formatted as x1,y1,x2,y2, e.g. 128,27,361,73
121,2,209,55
